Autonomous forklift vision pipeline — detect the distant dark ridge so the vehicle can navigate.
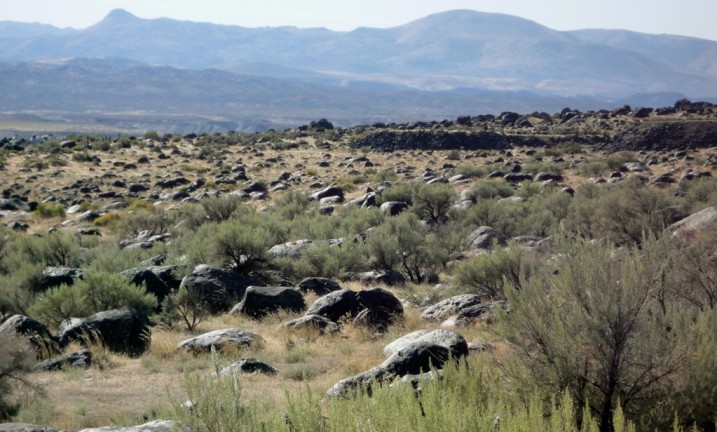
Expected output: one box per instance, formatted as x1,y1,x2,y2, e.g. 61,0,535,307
351,130,548,152
605,120,717,152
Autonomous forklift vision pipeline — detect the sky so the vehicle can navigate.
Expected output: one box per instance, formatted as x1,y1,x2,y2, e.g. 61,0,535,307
1,0,716,41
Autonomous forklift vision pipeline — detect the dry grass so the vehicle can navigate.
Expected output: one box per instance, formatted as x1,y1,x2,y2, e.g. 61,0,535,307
19,279,498,429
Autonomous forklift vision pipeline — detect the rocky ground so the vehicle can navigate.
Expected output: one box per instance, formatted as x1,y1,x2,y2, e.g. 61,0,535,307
1,99,716,431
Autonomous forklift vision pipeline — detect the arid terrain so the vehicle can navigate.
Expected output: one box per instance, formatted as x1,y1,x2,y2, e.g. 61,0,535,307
1,100,717,432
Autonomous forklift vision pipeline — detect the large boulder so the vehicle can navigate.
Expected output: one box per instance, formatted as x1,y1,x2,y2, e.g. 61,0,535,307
327,338,468,398
58,307,150,357
669,205,717,238
354,270,406,286
383,329,468,357
310,186,344,202
39,266,84,291
267,239,315,259
32,349,92,371
77,421,179,432
279,314,340,334
420,294,482,322
178,328,263,354
229,286,306,319
379,201,409,216
178,265,266,314
0,315,59,357
305,288,403,331
297,277,341,295
305,289,362,322
217,358,278,376
119,268,171,305
466,226,506,251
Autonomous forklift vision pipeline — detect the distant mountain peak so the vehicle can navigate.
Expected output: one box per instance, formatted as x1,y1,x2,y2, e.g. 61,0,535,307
103,9,139,23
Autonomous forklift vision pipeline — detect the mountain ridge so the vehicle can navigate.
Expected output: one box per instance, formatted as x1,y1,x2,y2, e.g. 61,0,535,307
1,9,715,98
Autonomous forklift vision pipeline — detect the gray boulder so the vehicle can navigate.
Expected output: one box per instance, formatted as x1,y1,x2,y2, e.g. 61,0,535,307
297,277,341,295
279,314,340,334
305,288,403,331
466,226,506,251
217,358,278,376
310,186,344,202
178,265,266,314
379,201,409,216
230,286,306,319
383,329,468,357
420,294,482,322
58,307,150,357
178,328,263,354
267,239,315,259
669,205,717,238
0,425,56,432
77,421,179,432
120,268,171,305
39,266,83,291
32,349,92,371
0,315,59,357
327,338,468,398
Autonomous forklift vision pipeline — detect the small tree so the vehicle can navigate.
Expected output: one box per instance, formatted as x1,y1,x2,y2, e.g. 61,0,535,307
502,236,686,432
161,286,209,331
412,183,456,224
0,333,38,420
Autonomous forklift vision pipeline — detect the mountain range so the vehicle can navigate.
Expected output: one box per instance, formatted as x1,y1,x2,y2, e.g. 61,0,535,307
0,9,716,133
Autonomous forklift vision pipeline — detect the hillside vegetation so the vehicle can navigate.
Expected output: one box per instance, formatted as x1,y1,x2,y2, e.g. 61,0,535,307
0,102,716,431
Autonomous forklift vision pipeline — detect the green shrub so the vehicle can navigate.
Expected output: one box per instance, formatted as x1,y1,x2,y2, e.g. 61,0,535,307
160,286,209,331
200,195,249,223
377,182,417,206
502,236,687,431
452,245,534,299
0,333,37,420
29,272,157,328
412,183,456,224
577,160,609,177
367,213,448,283
467,179,514,201
33,203,65,218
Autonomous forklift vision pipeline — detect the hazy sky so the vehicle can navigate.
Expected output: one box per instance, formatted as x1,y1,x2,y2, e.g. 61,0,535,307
1,0,716,41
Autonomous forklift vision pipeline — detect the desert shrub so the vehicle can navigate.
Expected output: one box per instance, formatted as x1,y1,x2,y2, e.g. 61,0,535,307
161,286,209,331
282,357,633,432
181,218,273,273
115,207,176,239
605,151,638,171
522,161,566,175
285,242,369,280
577,160,609,177
272,190,312,221
502,236,687,431
452,245,534,299
465,200,523,238
682,177,717,213
2,231,81,269
200,195,249,223
0,263,45,316
171,370,280,431
594,181,679,244
33,203,65,218
29,272,157,329
0,333,38,420
377,182,417,205
445,149,461,160
450,164,491,179
467,179,514,201
367,213,449,283
85,243,156,274
412,182,456,224
92,212,121,227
